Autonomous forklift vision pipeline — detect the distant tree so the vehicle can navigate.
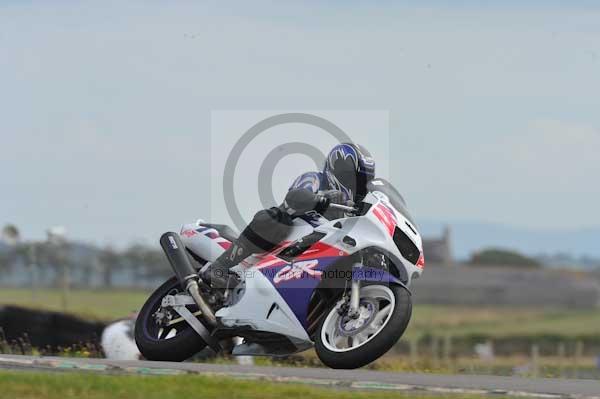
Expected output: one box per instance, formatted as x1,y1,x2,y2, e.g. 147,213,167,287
0,249,14,272
1,224,20,246
142,247,168,276
0,243,36,272
124,244,148,285
98,247,120,287
74,245,97,287
469,248,541,268
126,245,168,281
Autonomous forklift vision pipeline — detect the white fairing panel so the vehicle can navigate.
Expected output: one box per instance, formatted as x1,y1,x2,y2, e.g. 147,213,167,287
310,192,424,285
367,191,424,283
215,268,311,345
179,221,228,263
363,192,424,284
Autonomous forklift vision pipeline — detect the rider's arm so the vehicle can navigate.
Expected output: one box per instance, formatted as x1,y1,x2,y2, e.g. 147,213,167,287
289,171,322,194
286,172,350,218
280,189,329,217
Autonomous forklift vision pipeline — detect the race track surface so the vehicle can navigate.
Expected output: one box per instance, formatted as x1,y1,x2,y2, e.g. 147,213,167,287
1,354,599,398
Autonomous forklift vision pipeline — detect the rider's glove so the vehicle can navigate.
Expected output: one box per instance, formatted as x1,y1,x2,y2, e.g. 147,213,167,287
281,189,321,217
314,190,349,214
281,189,350,218
314,194,331,214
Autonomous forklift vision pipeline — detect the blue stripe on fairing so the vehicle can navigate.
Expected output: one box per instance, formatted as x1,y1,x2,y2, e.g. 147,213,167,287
263,262,405,331
259,256,341,330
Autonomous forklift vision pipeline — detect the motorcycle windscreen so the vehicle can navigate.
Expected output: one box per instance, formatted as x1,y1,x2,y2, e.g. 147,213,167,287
367,178,417,226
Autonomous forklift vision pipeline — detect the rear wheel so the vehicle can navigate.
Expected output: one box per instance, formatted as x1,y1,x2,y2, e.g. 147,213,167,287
135,277,208,361
315,284,411,369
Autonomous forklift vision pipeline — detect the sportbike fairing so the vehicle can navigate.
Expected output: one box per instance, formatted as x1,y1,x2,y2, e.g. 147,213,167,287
178,190,424,354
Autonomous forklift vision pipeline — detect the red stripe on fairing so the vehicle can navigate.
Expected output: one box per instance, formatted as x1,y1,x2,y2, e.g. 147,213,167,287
255,241,293,269
180,229,197,238
295,241,347,260
218,241,232,250
255,241,347,270
372,204,396,236
255,257,288,269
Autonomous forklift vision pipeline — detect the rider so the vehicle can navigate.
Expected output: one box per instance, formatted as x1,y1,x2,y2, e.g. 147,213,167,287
203,143,376,287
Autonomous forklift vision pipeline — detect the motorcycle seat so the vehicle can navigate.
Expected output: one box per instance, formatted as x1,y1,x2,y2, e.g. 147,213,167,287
203,223,239,243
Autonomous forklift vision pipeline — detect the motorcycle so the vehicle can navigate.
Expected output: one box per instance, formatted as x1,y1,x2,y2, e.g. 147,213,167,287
135,179,424,369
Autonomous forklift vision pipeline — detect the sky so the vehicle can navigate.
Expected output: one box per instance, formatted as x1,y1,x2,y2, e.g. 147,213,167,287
1,1,599,247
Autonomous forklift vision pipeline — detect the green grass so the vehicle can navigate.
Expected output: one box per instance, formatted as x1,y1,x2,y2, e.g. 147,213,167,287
0,370,517,399
1,288,599,338
0,287,149,320
1,288,599,376
404,304,600,339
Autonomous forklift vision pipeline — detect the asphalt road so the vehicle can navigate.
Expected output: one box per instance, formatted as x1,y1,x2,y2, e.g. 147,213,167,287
1,354,599,398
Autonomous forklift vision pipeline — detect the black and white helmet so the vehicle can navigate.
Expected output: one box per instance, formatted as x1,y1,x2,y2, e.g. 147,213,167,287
323,143,375,202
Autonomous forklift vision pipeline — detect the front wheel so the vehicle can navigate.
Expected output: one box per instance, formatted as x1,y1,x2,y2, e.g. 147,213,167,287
315,284,411,369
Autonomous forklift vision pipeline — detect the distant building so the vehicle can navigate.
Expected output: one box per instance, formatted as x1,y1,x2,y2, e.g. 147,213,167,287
422,226,453,265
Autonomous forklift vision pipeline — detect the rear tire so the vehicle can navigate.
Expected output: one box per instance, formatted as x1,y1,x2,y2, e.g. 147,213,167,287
315,284,411,369
135,277,207,361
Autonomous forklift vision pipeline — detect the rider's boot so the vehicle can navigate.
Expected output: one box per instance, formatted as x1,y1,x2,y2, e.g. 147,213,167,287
202,204,296,289
201,239,250,289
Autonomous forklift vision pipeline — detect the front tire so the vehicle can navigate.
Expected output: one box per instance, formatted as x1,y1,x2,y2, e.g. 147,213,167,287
315,284,411,369
135,277,208,361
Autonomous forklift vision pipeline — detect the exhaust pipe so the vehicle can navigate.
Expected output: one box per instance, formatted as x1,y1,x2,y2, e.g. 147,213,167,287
159,232,217,326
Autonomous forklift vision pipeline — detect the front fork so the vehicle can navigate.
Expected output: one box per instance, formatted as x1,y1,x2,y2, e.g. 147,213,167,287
348,259,364,319
348,279,361,318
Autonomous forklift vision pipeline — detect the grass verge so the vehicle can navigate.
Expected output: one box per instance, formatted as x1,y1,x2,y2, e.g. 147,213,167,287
0,370,517,399
2,288,599,339
0,287,149,320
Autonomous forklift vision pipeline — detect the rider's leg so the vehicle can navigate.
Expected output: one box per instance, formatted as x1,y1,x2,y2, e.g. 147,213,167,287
203,207,293,287
203,189,326,288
